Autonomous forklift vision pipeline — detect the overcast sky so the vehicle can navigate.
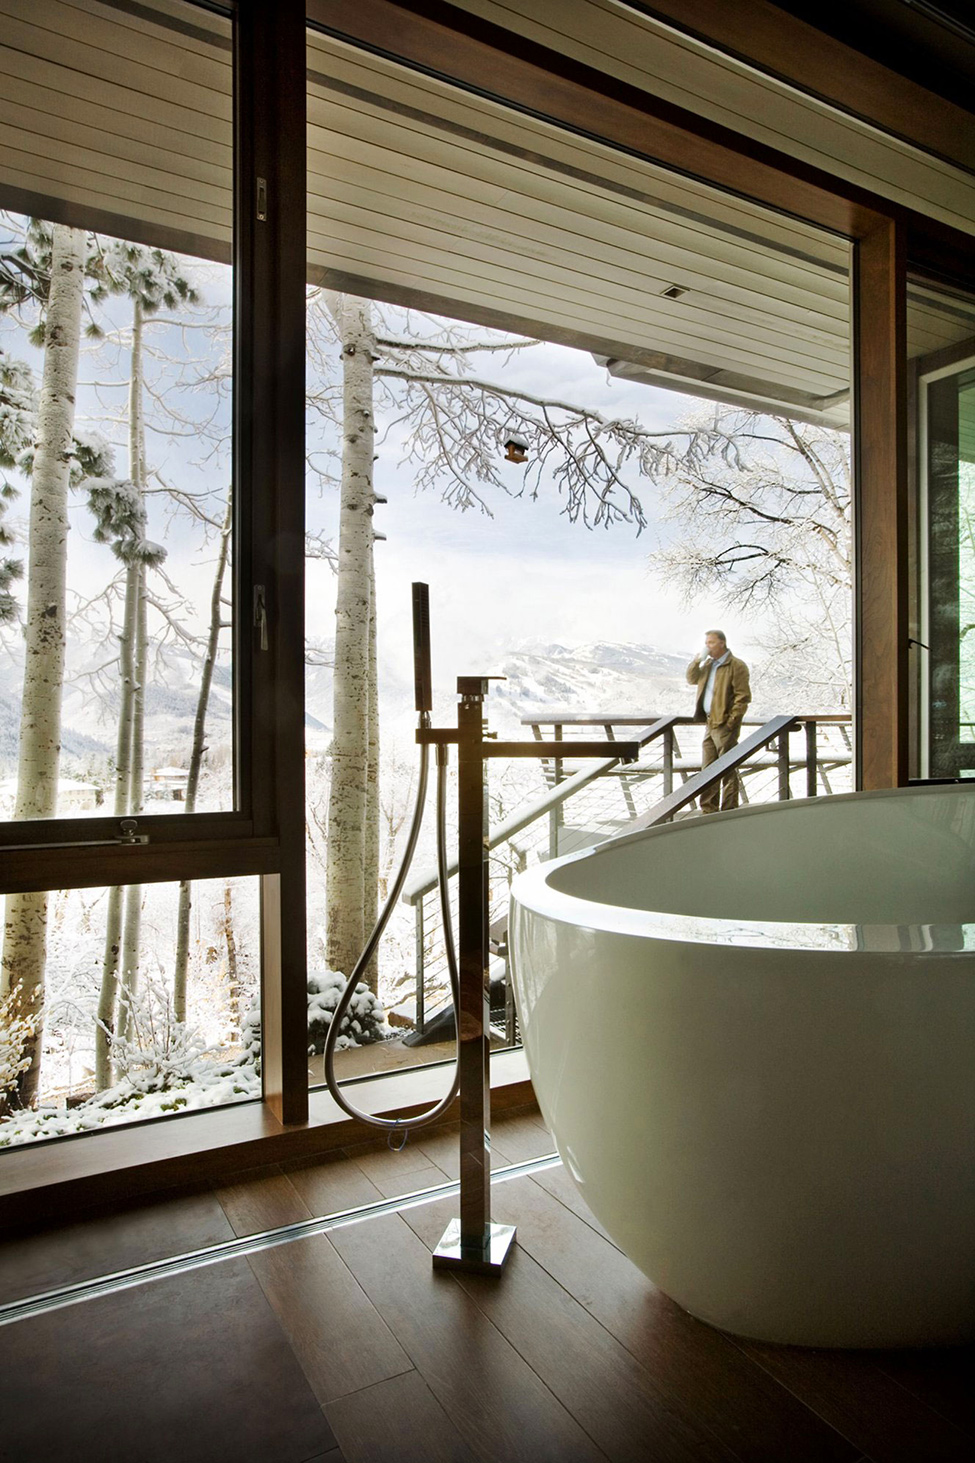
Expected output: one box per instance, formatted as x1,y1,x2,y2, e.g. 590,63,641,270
306,325,769,692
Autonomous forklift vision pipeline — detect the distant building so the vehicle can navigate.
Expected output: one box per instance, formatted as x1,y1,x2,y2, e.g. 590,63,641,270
147,767,189,801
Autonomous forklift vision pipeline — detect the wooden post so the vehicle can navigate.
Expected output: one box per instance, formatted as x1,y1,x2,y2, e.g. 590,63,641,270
805,720,818,798
777,730,791,801
238,0,308,1124
854,220,908,790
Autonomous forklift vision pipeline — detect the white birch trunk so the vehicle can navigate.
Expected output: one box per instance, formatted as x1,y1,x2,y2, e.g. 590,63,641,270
94,556,136,1083
223,881,240,1029
325,295,376,977
173,489,232,1021
363,546,380,992
117,561,146,1042
1,225,86,1105
97,296,145,1079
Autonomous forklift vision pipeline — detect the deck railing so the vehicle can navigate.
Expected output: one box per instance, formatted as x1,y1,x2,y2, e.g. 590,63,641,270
399,711,851,1038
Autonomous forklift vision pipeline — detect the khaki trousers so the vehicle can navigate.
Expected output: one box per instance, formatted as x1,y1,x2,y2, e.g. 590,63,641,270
700,720,741,814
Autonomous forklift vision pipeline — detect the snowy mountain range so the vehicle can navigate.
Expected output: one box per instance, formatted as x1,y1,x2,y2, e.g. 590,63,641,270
0,635,790,776
490,641,695,727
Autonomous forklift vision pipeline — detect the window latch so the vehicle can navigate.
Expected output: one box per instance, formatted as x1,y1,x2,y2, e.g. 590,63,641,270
254,584,268,651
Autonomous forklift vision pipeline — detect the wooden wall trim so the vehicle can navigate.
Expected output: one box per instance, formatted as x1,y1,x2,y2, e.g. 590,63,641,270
854,220,909,789
307,0,888,241
629,0,975,177
237,0,309,1124
0,837,278,896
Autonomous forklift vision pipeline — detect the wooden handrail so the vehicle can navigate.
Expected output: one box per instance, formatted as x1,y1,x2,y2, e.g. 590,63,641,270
614,715,800,836
520,711,851,726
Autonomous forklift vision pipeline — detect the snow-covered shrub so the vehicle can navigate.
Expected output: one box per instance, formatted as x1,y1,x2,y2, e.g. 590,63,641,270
0,1056,261,1147
0,970,392,1149
0,979,260,1148
110,979,222,1091
306,969,390,1054
0,985,35,1096
239,1001,261,1075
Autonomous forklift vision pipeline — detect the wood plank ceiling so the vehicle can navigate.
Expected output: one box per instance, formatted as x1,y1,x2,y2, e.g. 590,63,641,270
0,0,971,425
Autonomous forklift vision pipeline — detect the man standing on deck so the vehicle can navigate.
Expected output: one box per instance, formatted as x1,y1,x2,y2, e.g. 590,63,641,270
687,630,751,813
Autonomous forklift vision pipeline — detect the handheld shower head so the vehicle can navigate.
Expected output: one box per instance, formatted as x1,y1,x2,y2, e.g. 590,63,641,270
412,581,433,714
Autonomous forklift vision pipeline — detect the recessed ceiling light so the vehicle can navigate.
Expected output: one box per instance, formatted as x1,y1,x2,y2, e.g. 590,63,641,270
661,284,688,299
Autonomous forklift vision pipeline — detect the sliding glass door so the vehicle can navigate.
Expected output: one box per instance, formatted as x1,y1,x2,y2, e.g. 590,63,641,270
911,281,975,777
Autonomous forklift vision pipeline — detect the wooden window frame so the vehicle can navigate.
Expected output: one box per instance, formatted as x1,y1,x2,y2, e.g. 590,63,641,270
0,0,310,1143
6,0,975,1209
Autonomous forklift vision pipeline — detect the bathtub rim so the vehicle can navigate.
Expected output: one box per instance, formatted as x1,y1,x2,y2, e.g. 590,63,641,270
508,782,975,955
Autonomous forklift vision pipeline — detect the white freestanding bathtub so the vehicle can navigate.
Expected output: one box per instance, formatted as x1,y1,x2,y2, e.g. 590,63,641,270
508,784,975,1348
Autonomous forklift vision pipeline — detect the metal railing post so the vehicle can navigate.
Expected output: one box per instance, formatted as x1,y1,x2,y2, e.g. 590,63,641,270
778,727,791,800
415,895,426,1035
551,722,563,850
663,725,674,796
805,719,818,797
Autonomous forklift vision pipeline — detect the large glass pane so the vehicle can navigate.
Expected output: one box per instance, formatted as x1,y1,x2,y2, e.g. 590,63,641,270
0,1,234,823
908,280,975,777
0,875,260,1148
306,26,853,1088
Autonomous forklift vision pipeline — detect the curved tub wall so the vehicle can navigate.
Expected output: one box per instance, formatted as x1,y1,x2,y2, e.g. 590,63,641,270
548,786,975,925
509,785,975,1348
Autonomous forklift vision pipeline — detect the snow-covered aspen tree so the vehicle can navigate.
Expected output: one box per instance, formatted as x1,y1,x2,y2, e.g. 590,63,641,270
90,251,195,1080
363,548,380,988
1,224,86,1105
653,408,852,707
325,294,378,984
305,298,720,1004
173,489,233,1022
0,349,35,623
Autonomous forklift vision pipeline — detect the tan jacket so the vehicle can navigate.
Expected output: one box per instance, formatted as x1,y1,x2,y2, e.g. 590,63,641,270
686,650,751,728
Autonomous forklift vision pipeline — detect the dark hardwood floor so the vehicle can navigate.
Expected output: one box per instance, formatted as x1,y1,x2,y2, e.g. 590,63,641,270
1,1103,972,1463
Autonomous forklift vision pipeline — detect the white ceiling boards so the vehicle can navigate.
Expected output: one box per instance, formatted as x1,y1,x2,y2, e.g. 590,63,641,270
0,0,232,258
306,26,854,426
5,0,973,425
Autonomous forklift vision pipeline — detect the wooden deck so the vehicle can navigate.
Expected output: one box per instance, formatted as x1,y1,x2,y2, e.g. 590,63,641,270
1,1104,972,1462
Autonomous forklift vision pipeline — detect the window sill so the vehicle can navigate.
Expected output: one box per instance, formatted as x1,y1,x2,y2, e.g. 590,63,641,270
0,1049,533,1226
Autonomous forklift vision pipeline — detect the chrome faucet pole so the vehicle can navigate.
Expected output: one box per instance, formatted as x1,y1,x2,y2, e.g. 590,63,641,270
432,676,516,1274
420,667,639,1276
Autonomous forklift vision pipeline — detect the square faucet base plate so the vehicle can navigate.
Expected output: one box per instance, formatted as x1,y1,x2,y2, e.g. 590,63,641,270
432,1219,517,1274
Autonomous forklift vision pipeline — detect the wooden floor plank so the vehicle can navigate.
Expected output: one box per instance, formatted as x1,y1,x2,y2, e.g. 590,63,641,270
525,1160,617,1246
281,1150,384,1215
414,1122,508,1180
247,1234,413,1405
342,1135,450,1184
214,1164,313,1236
0,1186,233,1305
503,1175,860,1463
489,1112,556,1164
0,1258,337,1463
328,1210,608,1463
402,1193,739,1463
325,1369,476,1463
737,1338,975,1463
364,1159,450,1199
871,1347,975,1437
